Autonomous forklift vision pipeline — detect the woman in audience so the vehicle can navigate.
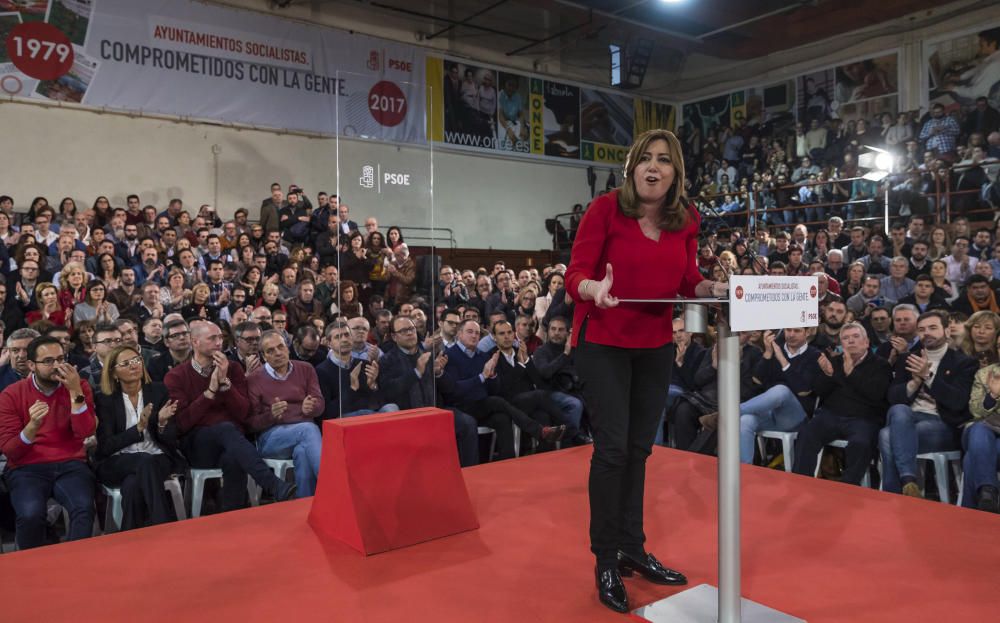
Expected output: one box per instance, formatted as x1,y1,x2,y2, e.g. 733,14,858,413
180,283,213,321
386,225,405,250
840,261,866,299
338,280,363,319
96,252,121,291
534,271,564,331
175,210,196,246
58,260,88,310
73,279,120,324
467,274,493,319
56,197,77,230
0,211,17,247
928,226,950,261
948,312,969,350
95,345,184,530
963,359,1000,512
92,196,112,228
961,311,1000,368
25,282,68,328
72,319,96,360
240,265,264,301
13,241,47,275
258,282,285,313
160,269,190,314
25,196,48,222
805,229,831,264
340,231,375,287
930,259,958,304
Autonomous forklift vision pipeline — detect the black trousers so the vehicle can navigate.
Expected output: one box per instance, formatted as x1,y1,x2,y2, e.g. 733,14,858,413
577,331,675,569
792,409,880,485
181,422,282,511
97,452,175,530
468,395,545,460
671,399,703,452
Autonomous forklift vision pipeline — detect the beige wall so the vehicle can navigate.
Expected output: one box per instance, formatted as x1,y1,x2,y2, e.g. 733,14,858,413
0,100,590,250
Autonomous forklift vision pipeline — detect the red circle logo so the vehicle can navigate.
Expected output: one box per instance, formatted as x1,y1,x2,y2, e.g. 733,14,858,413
368,80,407,127
810,285,817,298
735,285,744,300
6,22,74,81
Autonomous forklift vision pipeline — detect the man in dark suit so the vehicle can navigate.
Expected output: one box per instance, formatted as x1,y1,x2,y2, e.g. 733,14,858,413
879,310,977,497
336,203,359,237
259,183,285,234
378,316,478,466
438,319,563,460
792,322,893,485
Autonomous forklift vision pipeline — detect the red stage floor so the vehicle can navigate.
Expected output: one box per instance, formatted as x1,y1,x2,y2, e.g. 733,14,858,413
1,446,998,622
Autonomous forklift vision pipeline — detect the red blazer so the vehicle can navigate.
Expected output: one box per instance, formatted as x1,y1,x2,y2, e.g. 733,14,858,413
566,190,703,349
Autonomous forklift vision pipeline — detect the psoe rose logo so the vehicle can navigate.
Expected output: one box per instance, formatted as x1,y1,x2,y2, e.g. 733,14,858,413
809,285,817,298
735,285,744,300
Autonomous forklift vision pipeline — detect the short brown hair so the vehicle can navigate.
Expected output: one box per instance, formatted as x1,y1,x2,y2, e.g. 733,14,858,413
618,129,689,232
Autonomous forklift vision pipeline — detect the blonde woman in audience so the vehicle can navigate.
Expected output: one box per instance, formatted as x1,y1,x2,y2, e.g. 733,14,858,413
58,260,88,310
95,345,183,530
961,310,1000,368
26,282,71,328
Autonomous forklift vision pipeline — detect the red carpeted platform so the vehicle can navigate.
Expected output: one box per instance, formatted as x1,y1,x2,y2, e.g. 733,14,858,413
1,446,998,622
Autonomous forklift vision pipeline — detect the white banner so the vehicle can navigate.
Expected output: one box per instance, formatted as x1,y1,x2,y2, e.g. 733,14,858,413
729,276,819,332
3,0,426,143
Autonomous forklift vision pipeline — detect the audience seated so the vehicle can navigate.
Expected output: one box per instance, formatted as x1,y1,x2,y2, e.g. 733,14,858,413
94,345,184,529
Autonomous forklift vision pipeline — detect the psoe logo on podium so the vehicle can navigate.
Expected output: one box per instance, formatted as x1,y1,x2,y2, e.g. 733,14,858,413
728,276,819,332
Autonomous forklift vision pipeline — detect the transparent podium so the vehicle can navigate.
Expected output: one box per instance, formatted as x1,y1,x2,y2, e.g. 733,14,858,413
620,295,807,623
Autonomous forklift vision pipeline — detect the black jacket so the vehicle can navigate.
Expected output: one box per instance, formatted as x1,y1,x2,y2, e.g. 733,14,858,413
887,346,977,430
379,345,435,411
94,382,185,470
814,353,892,423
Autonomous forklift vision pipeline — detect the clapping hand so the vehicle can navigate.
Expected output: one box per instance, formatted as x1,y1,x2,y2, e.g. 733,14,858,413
482,352,500,379
416,351,432,376
271,400,289,420
905,353,931,383
817,353,835,377
137,404,153,433
349,362,363,391
364,360,379,390
843,352,857,377
158,399,178,425
302,395,320,415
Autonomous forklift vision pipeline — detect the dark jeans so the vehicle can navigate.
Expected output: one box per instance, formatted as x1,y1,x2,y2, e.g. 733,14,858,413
577,331,675,569
961,421,1000,508
671,399,703,451
5,460,94,550
181,422,282,511
97,452,176,530
792,408,880,485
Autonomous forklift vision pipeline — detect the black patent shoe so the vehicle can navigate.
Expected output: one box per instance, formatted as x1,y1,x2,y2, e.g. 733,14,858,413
617,550,688,585
595,567,629,613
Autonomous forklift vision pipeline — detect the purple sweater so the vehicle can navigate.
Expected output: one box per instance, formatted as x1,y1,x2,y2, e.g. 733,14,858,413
246,363,324,433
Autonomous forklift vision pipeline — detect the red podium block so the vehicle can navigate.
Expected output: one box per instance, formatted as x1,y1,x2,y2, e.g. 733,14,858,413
308,407,479,555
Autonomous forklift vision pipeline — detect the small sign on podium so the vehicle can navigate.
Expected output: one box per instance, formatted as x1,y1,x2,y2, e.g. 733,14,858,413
728,276,819,332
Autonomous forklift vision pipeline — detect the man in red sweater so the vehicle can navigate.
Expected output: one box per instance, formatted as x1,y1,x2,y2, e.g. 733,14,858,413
165,320,295,511
0,336,96,549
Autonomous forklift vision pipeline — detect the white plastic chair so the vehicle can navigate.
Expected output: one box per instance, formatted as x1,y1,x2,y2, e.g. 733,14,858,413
101,476,187,532
249,459,297,502
916,451,963,504
815,439,871,488
477,426,497,462
185,468,259,517
756,430,798,472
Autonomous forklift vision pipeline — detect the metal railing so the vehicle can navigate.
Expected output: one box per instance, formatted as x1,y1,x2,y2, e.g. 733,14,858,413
397,226,457,249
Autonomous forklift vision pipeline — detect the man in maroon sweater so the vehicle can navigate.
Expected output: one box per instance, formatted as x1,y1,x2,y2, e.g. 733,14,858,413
0,336,97,549
165,320,295,511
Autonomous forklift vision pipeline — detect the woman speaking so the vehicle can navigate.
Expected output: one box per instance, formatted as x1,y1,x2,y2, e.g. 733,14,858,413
566,129,726,613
